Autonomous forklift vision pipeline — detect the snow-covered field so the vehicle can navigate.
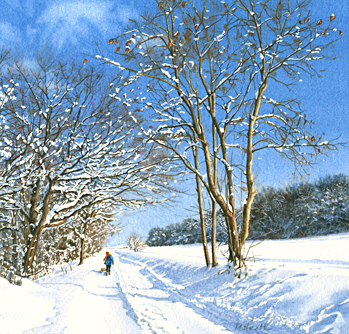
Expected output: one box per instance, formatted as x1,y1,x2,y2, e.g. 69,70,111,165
1,233,349,334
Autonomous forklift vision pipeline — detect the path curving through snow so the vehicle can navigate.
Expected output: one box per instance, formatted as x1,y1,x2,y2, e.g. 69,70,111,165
4,234,349,333
23,248,232,334
25,253,142,334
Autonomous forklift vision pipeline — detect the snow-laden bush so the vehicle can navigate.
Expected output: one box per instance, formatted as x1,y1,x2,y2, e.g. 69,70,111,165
127,233,145,252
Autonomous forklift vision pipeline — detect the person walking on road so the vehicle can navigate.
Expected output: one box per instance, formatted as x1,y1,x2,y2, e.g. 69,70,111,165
103,251,114,276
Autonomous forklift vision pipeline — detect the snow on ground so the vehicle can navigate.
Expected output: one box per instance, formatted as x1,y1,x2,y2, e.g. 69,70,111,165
0,277,56,333
1,233,349,333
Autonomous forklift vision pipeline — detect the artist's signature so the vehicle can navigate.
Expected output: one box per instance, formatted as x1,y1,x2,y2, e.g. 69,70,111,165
234,322,272,332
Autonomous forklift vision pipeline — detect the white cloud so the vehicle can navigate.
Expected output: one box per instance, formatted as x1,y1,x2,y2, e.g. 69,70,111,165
0,21,21,43
0,0,147,55
36,1,115,49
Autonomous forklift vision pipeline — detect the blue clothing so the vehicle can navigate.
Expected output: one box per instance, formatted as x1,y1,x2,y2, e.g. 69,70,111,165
105,254,114,265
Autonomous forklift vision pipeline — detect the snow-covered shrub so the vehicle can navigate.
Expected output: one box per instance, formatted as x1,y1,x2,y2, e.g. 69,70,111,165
127,233,144,252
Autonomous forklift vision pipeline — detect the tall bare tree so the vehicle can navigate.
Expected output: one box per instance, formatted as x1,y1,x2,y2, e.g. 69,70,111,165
98,0,343,267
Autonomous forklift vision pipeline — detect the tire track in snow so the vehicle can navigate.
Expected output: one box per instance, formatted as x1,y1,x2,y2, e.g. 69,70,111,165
114,251,232,334
115,250,322,333
117,255,262,333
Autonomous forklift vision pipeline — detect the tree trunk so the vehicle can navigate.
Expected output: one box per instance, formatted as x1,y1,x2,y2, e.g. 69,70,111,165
211,200,218,267
193,146,211,267
23,180,40,276
79,237,85,265
24,178,54,275
225,186,237,266
11,214,19,276
24,225,43,276
211,119,218,267
239,84,267,267
79,211,93,265
225,215,235,265
200,140,240,265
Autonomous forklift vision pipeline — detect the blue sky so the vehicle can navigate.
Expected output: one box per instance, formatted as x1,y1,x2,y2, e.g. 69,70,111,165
1,0,348,244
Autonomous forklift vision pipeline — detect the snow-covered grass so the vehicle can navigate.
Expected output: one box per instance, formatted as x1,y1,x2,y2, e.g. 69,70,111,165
1,233,349,333
0,277,56,333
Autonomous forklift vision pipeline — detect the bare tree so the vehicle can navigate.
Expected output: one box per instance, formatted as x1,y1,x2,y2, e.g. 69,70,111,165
0,57,180,278
59,205,119,265
97,0,343,267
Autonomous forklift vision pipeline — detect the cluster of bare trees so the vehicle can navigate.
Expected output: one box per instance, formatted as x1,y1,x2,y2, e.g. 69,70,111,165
97,0,342,268
0,54,181,283
0,0,343,284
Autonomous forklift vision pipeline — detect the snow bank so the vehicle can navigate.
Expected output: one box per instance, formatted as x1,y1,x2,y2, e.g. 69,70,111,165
1,234,349,333
0,277,56,333
23,255,141,334
114,234,349,333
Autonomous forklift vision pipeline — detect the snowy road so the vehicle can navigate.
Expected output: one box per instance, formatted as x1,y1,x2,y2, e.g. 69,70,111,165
23,249,230,334
25,254,142,334
61,272,141,334
114,253,231,334
31,250,230,334
2,234,349,333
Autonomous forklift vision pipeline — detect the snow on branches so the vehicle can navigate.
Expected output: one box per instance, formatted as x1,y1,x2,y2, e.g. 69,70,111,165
0,57,178,281
98,0,343,267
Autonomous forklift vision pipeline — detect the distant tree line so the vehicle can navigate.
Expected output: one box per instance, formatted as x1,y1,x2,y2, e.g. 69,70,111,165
250,174,349,239
147,214,227,247
146,174,349,247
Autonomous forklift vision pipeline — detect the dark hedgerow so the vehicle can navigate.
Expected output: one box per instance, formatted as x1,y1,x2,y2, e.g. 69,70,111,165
147,174,349,247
